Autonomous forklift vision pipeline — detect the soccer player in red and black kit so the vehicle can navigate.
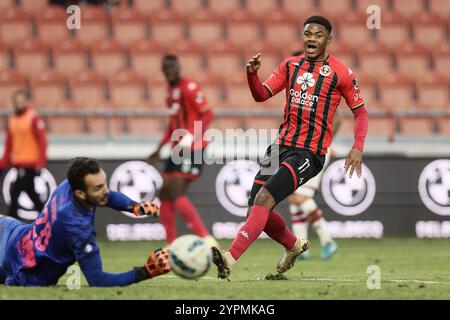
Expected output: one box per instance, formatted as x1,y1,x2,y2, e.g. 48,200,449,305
147,55,218,248
212,16,368,279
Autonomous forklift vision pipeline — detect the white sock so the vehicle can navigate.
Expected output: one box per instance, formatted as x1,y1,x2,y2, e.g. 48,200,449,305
290,204,308,239
312,217,333,246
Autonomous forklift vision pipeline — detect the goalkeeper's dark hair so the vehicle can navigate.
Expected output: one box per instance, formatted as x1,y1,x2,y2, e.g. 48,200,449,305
67,157,101,192
304,15,332,34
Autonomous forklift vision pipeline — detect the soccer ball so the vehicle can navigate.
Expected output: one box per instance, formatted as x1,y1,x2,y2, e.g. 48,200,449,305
168,234,212,279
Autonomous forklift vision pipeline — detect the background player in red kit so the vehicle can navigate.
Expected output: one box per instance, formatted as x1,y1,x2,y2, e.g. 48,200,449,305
212,16,368,279
147,55,218,248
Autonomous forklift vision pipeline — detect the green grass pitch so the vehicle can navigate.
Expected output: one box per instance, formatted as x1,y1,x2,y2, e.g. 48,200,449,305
1,238,450,299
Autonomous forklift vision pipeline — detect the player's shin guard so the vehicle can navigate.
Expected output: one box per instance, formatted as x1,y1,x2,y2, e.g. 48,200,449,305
160,200,177,243
228,205,270,261
174,196,209,238
263,210,297,250
290,204,309,240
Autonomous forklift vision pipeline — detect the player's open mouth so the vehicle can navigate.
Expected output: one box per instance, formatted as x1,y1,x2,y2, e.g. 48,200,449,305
306,43,318,53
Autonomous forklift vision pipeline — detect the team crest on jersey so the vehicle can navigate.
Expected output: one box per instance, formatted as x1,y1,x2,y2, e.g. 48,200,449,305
319,65,332,77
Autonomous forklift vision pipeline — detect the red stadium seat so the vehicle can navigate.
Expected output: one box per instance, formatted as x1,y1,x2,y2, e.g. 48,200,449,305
357,41,392,80
337,11,374,49
283,0,317,20
433,42,450,79
147,80,167,108
0,0,15,10
172,39,205,75
399,117,434,135
317,0,352,16
210,117,246,132
356,73,379,109
35,6,69,46
194,72,225,109
262,10,299,52
52,38,87,78
0,8,33,45
437,117,450,135
133,0,167,16
149,9,186,47
429,0,450,20
242,41,282,82
378,72,415,109
129,39,165,81
0,41,10,70
187,10,224,48
225,9,262,49
206,40,243,81
375,12,410,49
391,0,425,18
412,12,447,48
245,0,279,18
109,70,147,109
91,38,126,78
328,41,356,71
45,116,86,135
12,38,49,77
111,7,148,46
225,76,257,109
245,117,281,131
20,0,49,14
0,69,26,109
171,0,204,17
125,114,167,135
73,5,109,47
29,70,66,108
366,116,395,137
207,0,242,18
69,70,106,109
395,42,431,79
355,0,389,12
415,73,449,110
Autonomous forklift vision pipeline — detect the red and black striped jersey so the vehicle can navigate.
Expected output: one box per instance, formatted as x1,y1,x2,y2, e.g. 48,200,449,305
263,53,364,155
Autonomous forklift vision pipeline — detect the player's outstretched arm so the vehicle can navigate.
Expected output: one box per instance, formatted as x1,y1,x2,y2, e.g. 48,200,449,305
105,191,159,217
246,53,272,102
344,106,368,178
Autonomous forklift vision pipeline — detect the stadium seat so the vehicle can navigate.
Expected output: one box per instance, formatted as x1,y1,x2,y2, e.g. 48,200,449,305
149,9,186,47
12,38,49,78
111,7,148,46
356,73,379,109
0,0,15,10
91,38,126,78
45,116,86,135
433,42,450,79
194,72,225,109
0,69,26,109
245,117,281,131
242,41,281,82
399,117,434,135
52,38,87,78
428,0,450,20
225,75,258,109
172,39,205,76
109,69,147,109
357,41,392,80
378,72,415,109
375,12,410,49
171,0,205,17
0,41,10,70
20,0,49,14
262,10,299,52
73,5,109,47
415,73,449,110
225,9,262,49
337,11,374,49
283,0,317,20
129,39,165,81
245,0,279,18
354,0,389,12
187,10,224,48
206,40,244,82
147,79,168,108
391,0,425,18
437,117,450,135
395,42,431,79
35,6,69,46
29,70,66,108
125,116,167,135
69,70,106,109
366,116,395,137
328,41,356,71
210,116,246,132
207,0,242,18
133,0,167,16
317,0,352,16
0,8,33,45
412,12,447,48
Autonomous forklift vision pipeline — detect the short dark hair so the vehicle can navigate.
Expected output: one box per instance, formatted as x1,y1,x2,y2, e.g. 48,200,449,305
162,54,178,63
304,15,332,34
67,157,101,192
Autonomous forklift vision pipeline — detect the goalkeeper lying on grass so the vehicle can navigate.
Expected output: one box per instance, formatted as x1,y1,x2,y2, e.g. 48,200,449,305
0,157,171,287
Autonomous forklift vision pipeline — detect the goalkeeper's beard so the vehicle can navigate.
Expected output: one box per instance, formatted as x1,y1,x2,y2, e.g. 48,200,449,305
85,193,109,207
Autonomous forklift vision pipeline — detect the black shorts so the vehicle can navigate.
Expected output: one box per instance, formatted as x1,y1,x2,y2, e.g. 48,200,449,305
163,149,204,181
248,144,325,206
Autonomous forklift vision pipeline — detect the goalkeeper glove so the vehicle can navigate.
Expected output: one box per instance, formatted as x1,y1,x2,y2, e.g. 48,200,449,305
134,248,171,282
131,201,160,217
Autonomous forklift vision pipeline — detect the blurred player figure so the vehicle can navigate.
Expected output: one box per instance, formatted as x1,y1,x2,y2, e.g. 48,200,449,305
147,55,218,248
0,157,170,286
0,90,47,220
212,16,368,279
290,113,341,260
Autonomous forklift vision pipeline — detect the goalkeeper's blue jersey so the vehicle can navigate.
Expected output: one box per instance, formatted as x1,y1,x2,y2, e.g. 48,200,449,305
0,179,133,286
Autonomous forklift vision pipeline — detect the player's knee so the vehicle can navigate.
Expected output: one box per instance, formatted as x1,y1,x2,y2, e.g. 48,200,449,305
254,188,276,209
289,193,303,205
